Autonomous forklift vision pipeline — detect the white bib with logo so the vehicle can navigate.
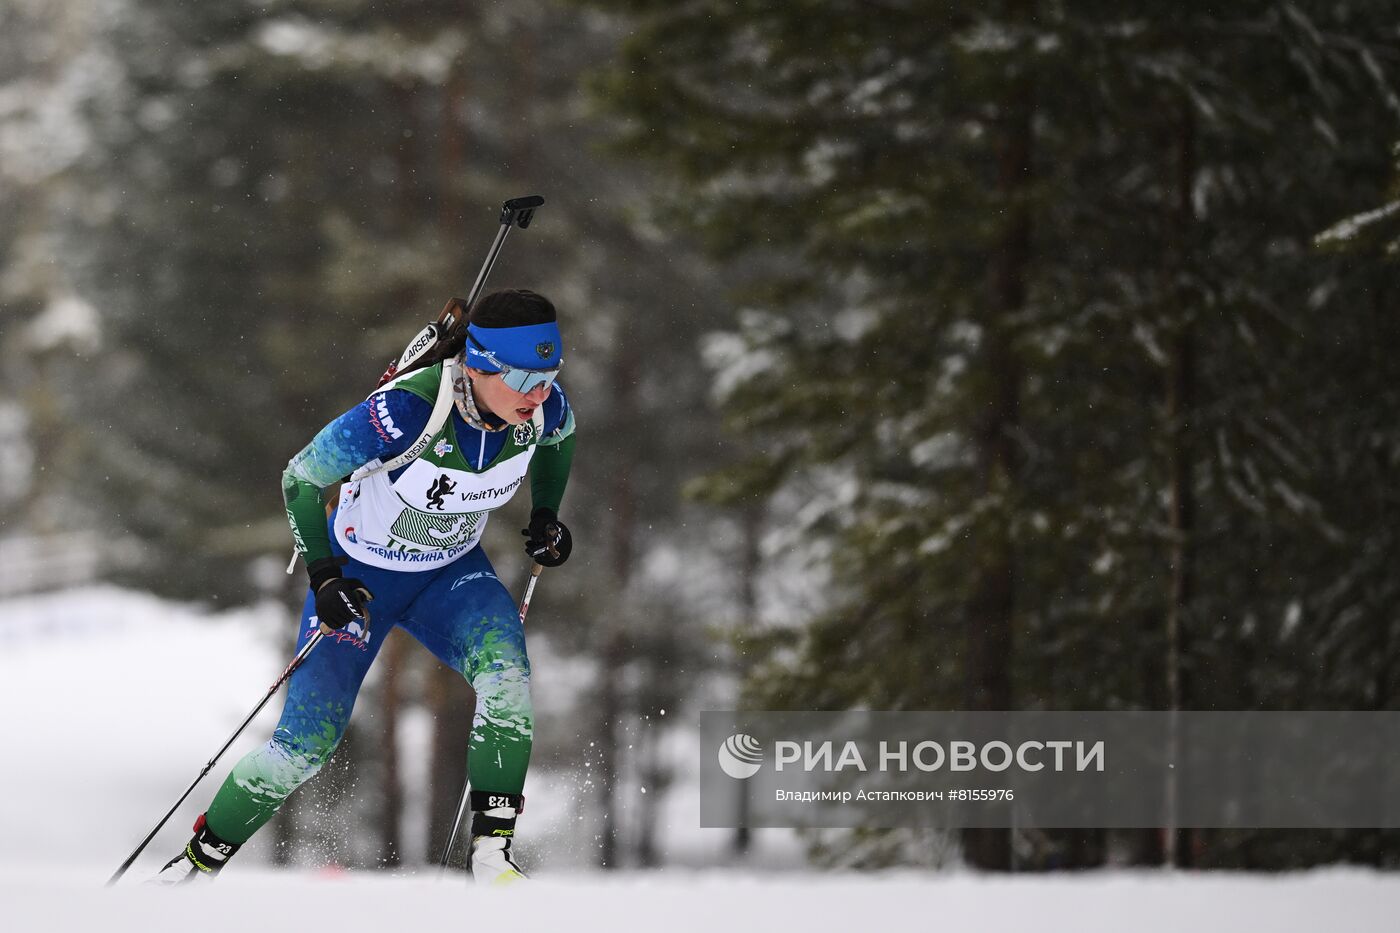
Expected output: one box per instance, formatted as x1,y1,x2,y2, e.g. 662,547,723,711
333,412,541,571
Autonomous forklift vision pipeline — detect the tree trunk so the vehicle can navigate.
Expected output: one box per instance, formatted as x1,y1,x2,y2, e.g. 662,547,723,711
437,54,467,234
596,332,640,869
378,630,405,866
425,668,475,867
962,0,1032,873
634,727,672,868
1164,94,1197,870
732,507,762,856
596,633,624,868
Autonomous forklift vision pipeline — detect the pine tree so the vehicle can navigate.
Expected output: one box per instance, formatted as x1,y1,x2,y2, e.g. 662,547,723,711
583,0,1400,869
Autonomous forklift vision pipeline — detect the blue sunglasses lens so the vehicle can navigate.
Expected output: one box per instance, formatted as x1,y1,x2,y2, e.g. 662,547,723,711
499,367,559,394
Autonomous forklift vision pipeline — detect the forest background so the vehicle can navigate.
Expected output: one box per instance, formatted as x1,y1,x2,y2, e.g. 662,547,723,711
2,0,1399,873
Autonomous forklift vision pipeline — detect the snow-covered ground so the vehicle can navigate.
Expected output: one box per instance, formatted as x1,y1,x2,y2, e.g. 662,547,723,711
3,587,1399,931
5,868,1400,933
0,585,778,875
0,587,289,866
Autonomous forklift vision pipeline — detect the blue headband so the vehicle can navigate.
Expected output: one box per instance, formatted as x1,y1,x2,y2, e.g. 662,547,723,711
464,321,563,371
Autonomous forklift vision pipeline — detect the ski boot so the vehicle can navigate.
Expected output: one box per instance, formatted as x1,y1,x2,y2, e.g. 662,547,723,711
152,813,241,883
467,791,526,887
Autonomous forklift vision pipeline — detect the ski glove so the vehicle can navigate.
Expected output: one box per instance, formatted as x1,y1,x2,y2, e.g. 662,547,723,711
522,507,572,567
307,556,374,632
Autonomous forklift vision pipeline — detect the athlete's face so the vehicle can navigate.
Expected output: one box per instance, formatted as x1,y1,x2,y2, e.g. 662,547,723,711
467,368,553,425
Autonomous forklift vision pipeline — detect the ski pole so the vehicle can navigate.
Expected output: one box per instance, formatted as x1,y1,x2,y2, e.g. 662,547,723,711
438,563,545,871
106,630,326,886
516,561,545,627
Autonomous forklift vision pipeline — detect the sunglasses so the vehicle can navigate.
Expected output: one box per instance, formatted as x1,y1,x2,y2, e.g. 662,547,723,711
467,335,562,394
498,365,560,394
